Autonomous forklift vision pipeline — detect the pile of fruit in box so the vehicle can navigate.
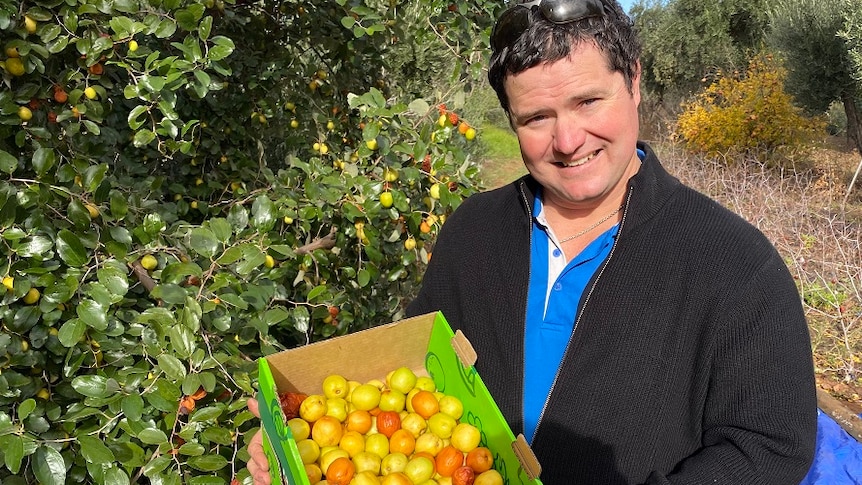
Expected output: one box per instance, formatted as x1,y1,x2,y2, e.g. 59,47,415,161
278,366,502,485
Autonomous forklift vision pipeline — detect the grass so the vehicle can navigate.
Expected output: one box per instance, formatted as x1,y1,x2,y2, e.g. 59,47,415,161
476,123,526,189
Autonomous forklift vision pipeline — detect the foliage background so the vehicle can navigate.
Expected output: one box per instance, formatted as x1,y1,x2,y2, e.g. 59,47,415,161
0,0,497,483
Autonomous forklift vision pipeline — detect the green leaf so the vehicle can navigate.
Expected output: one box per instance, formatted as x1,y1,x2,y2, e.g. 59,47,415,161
32,445,66,485
157,353,187,380
0,150,17,174
138,428,168,445
150,284,188,305
155,19,177,38
187,454,228,472
3,434,23,474
56,229,88,267
58,318,86,347
207,218,233,242
97,264,129,296
17,398,36,421
78,435,115,464
251,195,275,232
169,325,195,358
104,466,130,485
122,393,144,421
133,129,156,147
358,268,371,287
199,15,213,40
128,105,148,130
71,375,110,398
32,148,56,177
208,36,234,60
109,16,135,37
189,405,223,423
177,441,206,456
307,285,327,301
77,299,108,330
189,227,219,259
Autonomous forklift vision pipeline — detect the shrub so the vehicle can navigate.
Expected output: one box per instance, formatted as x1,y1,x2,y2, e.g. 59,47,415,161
675,53,826,159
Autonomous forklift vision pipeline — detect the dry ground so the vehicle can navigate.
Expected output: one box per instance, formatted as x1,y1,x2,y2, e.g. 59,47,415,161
478,136,862,413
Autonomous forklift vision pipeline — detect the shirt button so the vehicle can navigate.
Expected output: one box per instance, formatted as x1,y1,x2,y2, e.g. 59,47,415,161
553,248,562,258
554,283,562,291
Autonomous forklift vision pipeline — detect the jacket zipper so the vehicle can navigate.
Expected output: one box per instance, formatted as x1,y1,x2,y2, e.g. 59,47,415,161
530,187,634,446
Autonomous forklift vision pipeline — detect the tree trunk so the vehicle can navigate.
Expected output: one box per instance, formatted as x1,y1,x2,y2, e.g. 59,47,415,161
842,91,862,155
841,93,862,205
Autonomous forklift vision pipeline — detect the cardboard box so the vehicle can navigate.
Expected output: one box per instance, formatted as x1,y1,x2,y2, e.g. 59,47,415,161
257,311,543,484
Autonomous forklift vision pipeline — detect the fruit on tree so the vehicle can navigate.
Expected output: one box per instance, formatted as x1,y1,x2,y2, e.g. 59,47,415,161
465,127,477,141
384,168,399,182
365,138,378,150
2,276,13,291
18,106,33,121
23,287,40,305
380,191,394,208
140,254,158,271
84,87,97,99
85,204,100,218
404,237,416,251
429,183,441,200
24,16,37,34
128,40,139,52
5,57,25,76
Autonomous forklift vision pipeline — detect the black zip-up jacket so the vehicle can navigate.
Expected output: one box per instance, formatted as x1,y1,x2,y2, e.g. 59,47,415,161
407,142,816,484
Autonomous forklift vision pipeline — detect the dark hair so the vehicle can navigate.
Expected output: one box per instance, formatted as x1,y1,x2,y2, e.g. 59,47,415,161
488,0,641,114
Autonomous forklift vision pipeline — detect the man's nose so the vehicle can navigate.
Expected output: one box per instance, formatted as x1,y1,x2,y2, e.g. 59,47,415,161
552,115,586,156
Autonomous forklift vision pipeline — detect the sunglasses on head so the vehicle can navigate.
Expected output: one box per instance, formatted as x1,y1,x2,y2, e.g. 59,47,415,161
490,0,608,53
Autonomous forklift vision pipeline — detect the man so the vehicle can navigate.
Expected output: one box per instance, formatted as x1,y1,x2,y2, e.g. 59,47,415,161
247,0,817,483
406,0,816,483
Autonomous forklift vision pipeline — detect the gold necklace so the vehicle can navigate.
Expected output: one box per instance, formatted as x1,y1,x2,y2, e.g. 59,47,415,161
558,205,623,244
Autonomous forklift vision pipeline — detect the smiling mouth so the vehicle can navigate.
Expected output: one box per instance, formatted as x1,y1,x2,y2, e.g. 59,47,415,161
558,149,600,168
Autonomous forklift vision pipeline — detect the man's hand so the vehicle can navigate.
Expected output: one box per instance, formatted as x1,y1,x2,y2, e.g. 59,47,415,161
246,397,272,485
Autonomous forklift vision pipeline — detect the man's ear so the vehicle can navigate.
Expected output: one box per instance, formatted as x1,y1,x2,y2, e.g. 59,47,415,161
631,60,642,104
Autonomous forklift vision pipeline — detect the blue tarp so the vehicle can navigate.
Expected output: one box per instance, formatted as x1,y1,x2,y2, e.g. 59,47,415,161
800,409,862,484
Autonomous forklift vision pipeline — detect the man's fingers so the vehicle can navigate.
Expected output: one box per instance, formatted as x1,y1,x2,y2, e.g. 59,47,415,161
248,396,260,418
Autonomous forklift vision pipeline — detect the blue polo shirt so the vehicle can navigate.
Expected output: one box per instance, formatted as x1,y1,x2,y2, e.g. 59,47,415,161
523,196,620,444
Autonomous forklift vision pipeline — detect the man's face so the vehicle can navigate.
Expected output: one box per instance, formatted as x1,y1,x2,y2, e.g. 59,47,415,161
504,42,642,212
